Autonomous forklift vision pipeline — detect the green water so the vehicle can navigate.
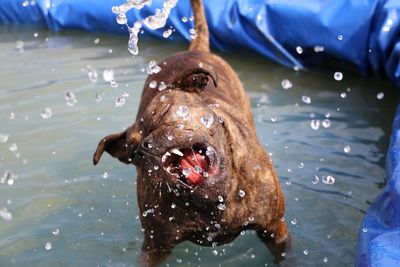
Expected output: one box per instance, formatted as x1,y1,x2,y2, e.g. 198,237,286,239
0,26,397,267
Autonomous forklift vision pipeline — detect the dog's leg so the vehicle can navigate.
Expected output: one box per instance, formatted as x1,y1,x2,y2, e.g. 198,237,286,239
256,219,291,265
139,231,176,267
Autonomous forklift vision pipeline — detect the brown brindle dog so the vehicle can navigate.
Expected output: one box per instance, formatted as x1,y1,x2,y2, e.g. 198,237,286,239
93,0,289,266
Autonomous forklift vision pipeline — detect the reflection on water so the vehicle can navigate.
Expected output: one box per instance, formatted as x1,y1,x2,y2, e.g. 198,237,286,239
0,26,397,267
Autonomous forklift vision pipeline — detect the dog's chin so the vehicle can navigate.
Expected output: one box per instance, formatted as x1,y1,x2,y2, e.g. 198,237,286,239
135,141,228,203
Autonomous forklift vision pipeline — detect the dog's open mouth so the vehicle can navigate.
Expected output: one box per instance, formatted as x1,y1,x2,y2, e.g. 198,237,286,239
161,143,218,186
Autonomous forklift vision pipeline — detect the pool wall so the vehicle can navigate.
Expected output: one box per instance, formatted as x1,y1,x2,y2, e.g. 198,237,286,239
1,1,400,266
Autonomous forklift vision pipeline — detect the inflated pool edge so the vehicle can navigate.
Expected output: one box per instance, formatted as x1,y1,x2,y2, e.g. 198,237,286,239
1,1,400,266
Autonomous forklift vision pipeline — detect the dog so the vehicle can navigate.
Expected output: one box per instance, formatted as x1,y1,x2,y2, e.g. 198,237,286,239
93,0,289,266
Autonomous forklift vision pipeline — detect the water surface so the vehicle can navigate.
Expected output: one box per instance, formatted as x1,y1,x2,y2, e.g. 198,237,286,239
0,26,397,267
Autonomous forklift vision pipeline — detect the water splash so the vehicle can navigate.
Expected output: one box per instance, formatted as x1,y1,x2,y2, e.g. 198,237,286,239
127,21,142,56
112,0,178,56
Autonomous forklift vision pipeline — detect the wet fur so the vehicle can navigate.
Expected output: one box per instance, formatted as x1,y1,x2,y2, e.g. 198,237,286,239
94,0,289,266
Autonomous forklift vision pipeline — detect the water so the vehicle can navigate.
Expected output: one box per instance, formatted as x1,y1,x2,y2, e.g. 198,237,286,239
0,26,397,266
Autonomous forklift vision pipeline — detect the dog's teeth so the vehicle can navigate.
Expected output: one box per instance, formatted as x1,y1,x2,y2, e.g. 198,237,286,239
161,152,172,163
170,148,184,156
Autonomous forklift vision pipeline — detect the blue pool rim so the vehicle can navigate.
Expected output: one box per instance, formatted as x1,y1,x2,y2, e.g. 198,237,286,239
1,1,400,266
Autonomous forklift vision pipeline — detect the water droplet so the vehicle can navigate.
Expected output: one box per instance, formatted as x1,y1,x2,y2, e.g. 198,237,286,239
194,166,202,173
181,16,188,22
163,29,173,38
238,190,246,197
93,38,100,44
65,92,77,107
334,72,343,81
218,196,224,202
312,175,320,184
296,46,303,54
340,92,347,98
171,203,176,209
0,207,13,221
310,119,320,130
154,165,159,171
322,175,335,185
281,79,293,90
298,162,304,168
128,21,142,56
40,108,52,119
322,119,331,128
8,143,18,152
111,6,120,14
33,32,39,38
160,95,167,102
212,250,218,256
22,1,29,7
102,172,109,179
338,34,343,40
189,28,198,39
323,256,328,263
15,40,24,53
86,66,98,83
303,250,309,255
52,228,60,235
362,227,368,233
290,218,297,225
115,97,126,108
203,172,209,178
377,92,384,100
9,112,15,120
344,145,351,153
146,60,161,74
0,133,10,143
217,203,226,211
158,81,167,91
116,13,128,24
103,69,114,82
175,106,189,118
110,80,119,88
7,178,14,185
45,242,52,250
314,46,324,53
167,135,173,141
95,93,104,102
149,81,157,88
200,113,214,128
143,0,178,30
182,168,191,177
301,96,311,104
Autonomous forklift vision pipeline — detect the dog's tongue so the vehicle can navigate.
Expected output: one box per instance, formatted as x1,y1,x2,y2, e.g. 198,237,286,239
180,151,207,185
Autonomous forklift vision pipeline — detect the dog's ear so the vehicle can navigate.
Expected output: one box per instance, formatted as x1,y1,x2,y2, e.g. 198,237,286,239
93,127,142,165
171,68,217,92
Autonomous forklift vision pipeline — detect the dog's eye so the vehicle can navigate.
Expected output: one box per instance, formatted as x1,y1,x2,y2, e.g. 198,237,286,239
172,68,217,92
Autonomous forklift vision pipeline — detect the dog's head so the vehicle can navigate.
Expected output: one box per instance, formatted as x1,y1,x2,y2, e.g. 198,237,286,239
93,61,244,204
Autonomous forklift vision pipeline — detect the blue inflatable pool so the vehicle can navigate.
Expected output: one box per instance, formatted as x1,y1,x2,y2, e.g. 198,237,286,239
1,1,399,266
